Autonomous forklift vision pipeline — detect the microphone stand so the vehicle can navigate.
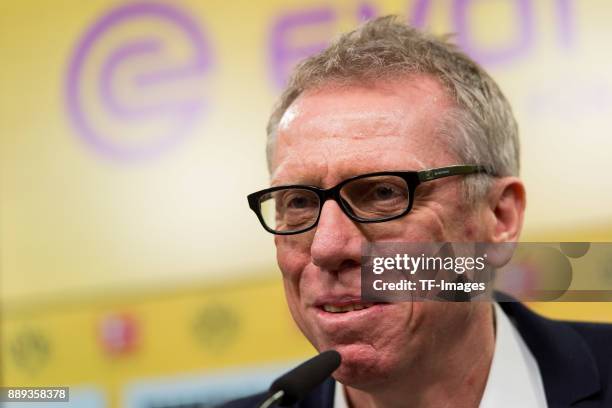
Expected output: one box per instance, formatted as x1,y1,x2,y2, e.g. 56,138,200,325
255,350,341,408
258,390,284,408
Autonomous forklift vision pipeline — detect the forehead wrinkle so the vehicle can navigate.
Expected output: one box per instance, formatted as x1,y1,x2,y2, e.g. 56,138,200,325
270,146,330,186
301,110,406,139
289,75,449,132
272,138,428,188
278,84,450,150
270,76,456,186
271,127,440,187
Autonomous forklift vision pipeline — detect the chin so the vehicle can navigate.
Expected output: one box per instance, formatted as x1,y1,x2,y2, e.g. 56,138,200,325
329,343,397,389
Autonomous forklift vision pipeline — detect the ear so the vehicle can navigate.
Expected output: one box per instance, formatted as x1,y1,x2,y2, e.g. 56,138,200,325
486,177,526,242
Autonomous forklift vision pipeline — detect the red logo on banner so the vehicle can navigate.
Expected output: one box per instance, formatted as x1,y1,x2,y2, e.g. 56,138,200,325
98,313,139,356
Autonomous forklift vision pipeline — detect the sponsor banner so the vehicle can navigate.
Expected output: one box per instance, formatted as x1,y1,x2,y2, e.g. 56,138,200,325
1,278,313,406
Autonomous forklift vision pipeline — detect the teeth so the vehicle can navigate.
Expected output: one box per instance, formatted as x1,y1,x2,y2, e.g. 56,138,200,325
323,304,373,313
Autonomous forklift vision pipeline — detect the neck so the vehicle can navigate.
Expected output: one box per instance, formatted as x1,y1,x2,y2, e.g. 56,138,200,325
344,304,495,408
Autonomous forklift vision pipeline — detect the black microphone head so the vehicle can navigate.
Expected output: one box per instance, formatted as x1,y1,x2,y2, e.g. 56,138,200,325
269,350,341,406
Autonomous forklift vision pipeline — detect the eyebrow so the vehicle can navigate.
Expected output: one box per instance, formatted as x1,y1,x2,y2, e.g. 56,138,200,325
269,154,429,187
270,175,321,188
271,164,428,187
269,163,324,188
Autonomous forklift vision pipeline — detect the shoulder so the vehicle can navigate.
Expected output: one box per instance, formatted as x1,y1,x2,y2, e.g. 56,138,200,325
499,300,612,405
507,301,612,371
565,319,612,380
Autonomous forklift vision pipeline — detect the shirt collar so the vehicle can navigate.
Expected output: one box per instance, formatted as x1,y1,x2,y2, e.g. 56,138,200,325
479,303,547,407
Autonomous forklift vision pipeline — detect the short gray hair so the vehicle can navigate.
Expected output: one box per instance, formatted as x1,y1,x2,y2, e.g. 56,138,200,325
266,16,519,201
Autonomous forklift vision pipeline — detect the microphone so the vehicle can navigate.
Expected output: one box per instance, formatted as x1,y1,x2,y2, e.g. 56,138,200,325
258,350,342,408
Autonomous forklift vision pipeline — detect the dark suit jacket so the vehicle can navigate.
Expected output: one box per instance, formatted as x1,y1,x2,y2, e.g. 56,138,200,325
219,302,612,407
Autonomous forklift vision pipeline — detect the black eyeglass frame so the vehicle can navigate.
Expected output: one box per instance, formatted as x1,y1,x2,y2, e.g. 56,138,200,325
247,165,492,235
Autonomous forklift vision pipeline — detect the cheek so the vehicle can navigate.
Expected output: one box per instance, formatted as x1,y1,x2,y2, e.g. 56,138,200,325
444,204,487,241
275,233,313,280
275,233,314,320
465,205,494,241
360,214,446,242
460,217,480,240
275,233,323,346
439,186,491,240
411,190,483,242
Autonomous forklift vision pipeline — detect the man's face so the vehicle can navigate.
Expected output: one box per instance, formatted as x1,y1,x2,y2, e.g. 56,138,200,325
270,75,490,388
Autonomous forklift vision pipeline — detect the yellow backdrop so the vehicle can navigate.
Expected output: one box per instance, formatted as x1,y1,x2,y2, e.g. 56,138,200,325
2,1,612,407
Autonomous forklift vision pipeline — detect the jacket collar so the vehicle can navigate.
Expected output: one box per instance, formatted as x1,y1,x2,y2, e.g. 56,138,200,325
498,301,601,406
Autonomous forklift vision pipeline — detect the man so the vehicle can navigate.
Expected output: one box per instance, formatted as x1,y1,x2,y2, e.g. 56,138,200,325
225,16,612,407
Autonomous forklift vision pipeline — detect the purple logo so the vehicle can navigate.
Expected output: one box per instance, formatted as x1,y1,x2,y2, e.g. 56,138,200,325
66,2,212,161
269,0,576,87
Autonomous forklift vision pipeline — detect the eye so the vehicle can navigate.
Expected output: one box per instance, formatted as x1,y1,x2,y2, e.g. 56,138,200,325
280,190,318,210
287,195,311,209
340,176,409,214
275,189,319,230
371,184,401,201
361,182,406,204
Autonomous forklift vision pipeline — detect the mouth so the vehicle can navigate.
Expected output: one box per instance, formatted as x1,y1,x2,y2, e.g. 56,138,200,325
313,300,392,335
311,297,395,336
321,303,377,313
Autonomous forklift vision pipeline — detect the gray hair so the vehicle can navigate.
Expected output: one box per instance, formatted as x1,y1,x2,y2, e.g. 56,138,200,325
266,15,519,201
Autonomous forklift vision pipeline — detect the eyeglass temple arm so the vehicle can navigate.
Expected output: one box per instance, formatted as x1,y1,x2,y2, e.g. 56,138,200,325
418,165,490,182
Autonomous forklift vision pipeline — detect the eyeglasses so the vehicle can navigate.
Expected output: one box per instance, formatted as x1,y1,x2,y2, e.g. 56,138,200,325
247,165,492,235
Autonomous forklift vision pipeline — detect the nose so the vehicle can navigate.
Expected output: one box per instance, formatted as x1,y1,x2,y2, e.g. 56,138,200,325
310,199,362,273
